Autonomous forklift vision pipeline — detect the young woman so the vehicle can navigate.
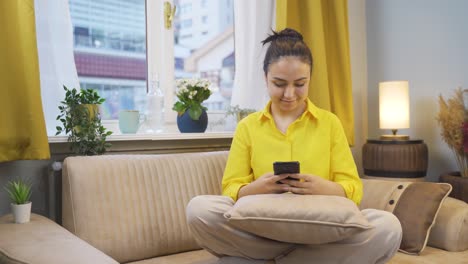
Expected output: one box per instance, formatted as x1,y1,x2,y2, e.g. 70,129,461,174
186,28,402,264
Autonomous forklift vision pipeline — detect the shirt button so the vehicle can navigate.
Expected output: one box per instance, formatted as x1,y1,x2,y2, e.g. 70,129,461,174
389,200,395,205
398,185,404,189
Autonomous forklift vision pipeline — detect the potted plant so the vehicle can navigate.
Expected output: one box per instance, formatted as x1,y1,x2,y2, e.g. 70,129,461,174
436,87,468,202
4,179,32,223
56,85,112,155
172,78,212,133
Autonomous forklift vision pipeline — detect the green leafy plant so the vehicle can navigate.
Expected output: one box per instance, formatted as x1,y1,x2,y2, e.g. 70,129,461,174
56,85,112,155
4,179,32,205
172,78,212,120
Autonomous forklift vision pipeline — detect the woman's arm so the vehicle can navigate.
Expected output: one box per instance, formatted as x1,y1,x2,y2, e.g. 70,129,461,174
328,115,363,204
222,122,254,200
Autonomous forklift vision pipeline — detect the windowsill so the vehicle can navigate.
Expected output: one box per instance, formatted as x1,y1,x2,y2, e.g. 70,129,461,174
48,131,234,143
48,131,234,156
48,114,236,155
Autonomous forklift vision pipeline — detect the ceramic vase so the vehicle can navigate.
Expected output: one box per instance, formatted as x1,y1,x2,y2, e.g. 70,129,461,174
11,202,31,224
177,109,208,133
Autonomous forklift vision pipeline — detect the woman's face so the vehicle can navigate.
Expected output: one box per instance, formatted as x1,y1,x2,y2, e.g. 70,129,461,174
265,56,310,114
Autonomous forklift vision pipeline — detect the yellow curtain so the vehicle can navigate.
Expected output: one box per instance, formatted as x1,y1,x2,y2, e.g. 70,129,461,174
276,0,354,145
0,0,50,162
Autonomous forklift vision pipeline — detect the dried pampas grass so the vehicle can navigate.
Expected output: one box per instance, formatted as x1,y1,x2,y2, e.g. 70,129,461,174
436,87,468,177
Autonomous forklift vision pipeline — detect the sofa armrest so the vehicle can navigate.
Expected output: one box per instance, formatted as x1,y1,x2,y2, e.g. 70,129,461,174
428,197,468,251
0,213,118,264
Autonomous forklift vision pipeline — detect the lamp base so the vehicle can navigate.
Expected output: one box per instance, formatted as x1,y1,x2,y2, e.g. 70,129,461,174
380,134,410,140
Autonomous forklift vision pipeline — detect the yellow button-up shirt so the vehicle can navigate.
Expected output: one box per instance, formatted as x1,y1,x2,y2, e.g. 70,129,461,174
222,99,363,204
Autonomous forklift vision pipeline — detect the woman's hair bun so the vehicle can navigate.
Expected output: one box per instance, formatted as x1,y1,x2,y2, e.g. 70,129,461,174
261,28,303,45
278,28,303,40
261,28,313,74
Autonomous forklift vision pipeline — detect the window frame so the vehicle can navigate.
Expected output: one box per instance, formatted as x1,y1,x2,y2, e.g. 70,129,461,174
146,0,177,124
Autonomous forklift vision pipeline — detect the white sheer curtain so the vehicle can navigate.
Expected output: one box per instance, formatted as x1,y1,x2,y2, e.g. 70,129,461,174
35,0,79,136
231,0,276,110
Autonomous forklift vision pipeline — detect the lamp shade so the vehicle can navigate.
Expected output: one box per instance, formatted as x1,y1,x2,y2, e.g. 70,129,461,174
379,81,410,129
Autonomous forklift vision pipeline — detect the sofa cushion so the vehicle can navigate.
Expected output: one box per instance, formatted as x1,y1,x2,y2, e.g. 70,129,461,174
0,214,118,264
62,151,229,263
125,249,276,264
389,246,468,264
427,197,468,252
360,179,452,255
224,193,372,244
125,249,278,264
125,249,218,264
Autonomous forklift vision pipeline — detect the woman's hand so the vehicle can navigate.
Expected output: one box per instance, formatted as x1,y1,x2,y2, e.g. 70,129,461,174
238,173,291,199
279,174,346,197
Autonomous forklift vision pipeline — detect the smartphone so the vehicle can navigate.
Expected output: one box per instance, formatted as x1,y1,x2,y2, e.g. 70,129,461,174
273,161,300,181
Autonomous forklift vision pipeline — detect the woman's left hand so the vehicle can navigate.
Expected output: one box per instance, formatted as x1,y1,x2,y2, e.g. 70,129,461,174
279,174,346,197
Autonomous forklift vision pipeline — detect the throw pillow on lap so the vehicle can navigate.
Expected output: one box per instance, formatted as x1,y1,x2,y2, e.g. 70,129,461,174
223,193,373,244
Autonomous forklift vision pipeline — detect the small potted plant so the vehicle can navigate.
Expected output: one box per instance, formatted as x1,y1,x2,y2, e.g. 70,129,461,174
56,85,112,155
4,179,32,223
172,78,212,132
436,87,468,202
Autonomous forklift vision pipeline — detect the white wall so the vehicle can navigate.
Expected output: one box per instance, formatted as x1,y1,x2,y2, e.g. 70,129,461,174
366,0,468,181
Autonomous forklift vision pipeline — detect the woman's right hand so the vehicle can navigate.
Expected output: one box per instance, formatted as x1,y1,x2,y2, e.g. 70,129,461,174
238,173,290,199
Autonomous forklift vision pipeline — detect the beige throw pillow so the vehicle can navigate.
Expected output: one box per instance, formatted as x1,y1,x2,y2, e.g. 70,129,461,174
224,193,373,244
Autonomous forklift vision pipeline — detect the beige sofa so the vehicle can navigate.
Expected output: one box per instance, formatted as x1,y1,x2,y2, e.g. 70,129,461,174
1,151,467,264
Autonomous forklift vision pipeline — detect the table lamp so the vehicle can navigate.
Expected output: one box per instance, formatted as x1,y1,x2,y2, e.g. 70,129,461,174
379,81,410,140
362,80,428,181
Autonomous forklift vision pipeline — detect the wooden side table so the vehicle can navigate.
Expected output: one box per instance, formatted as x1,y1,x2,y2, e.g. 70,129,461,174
362,139,428,181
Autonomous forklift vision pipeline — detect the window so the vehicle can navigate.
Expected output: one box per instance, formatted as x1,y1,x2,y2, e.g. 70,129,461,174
180,34,193,39
91,28,105,48
181,19,193,28
172,0,235,117
80,80,146,119
180,3,192,14
69,0,146,121
73,26,90,47
66,0,234,132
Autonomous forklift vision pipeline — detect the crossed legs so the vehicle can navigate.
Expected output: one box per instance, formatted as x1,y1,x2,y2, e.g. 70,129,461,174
186,195,402,263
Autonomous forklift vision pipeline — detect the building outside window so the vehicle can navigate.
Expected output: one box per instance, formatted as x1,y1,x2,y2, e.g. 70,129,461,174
69,0,234,130
182,19,193,28
69,0,146,120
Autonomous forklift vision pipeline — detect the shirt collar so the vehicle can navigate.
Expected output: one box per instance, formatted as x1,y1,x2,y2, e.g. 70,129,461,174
258,98,319,121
